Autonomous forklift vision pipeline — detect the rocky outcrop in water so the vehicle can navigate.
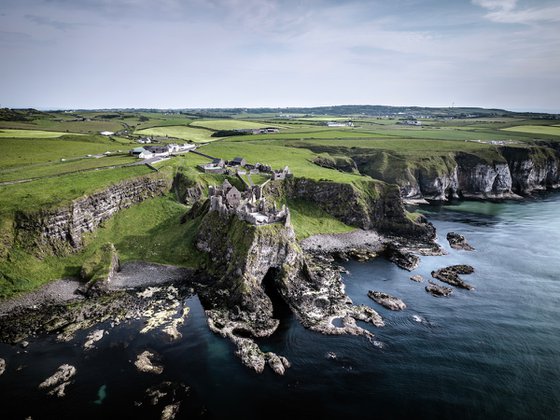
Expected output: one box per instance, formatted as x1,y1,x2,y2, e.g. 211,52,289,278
139,381,190,420
13,174,170,257
0,358,5,376
367,291,406,311
431,265,475,290
194,197,386,374
83,329,105,350
38,364,76,397
447,232,475,251
410,274,424,282
135,350,164,374
426,281,453,297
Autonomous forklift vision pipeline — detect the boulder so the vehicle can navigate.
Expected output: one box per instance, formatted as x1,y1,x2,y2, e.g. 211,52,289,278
38,364,76,397
134,350,164,374
446,232,474,251
431,265,475,290
425,281,453,297
367,291,406,311
410,274,424,282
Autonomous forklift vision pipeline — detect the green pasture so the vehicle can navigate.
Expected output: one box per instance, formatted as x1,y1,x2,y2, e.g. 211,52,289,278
135,125,215,143
0,137,127,170
501,125,560,137
0,119,124,134
225,128,388,142
0,129,81,138
0,154,137,183
190,119,280,131
201,141,362,183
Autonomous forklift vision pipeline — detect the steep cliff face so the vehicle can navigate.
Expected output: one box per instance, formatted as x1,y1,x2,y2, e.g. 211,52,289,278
455,153,514,198
172,171,206,205
14,174,171,257
352,152,459,200
351,146,560,201
500,146,560,194
265,177,435,240
196,210,298,337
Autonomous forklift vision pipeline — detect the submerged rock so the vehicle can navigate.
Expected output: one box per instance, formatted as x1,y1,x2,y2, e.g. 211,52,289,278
266,353,291,376
161,403,181,420
134,350,164,374
447,232,475,251
425,281,453,297
83,329,105,350
410,274,424,282
139,381,189,420
431,265,475,290
38,364,76,397
367,291,406,311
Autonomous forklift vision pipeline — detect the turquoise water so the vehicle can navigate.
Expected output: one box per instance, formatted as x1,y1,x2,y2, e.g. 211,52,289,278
0,193,559,419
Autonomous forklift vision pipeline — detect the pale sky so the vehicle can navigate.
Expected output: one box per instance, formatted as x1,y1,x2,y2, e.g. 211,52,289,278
1,0,559,111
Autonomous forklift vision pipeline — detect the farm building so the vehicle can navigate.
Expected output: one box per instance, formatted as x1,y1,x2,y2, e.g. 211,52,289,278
144,146,170,158
230,157,246,166
100,131,115,136
130,147,154,159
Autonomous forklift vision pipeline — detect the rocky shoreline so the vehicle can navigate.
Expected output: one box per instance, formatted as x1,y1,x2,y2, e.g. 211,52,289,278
0,223,474,377
0,262,193,318
300,229,385,254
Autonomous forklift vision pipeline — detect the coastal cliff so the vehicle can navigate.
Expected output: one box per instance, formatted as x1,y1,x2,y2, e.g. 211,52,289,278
265,177,435,240
349,145,560,200
12,174,171,257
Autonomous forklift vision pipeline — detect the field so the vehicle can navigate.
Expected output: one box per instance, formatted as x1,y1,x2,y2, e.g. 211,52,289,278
201,141,363,183
0,137,129,171
0,129,82,138
0,118,125,134
135,125,215,143
0,154,137,183
190,119,281,131
501,125,560,137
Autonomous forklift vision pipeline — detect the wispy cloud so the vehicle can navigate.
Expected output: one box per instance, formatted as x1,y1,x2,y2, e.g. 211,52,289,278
25,14,74,31
472,0,560,23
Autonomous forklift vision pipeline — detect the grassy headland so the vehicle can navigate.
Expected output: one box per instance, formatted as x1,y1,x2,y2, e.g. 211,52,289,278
0,106,558,298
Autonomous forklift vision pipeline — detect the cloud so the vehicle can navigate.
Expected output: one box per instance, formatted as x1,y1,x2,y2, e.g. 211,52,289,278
472,0,560,23
25,14,74,30
472,0,517,12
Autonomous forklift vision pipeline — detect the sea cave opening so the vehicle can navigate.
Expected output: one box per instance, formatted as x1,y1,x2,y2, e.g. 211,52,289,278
262,267,293,322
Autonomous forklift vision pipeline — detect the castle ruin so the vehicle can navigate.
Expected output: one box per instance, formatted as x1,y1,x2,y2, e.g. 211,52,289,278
209,179,290,226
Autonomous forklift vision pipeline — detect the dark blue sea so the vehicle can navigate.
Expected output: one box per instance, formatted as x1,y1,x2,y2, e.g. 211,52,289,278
1,193,559,419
